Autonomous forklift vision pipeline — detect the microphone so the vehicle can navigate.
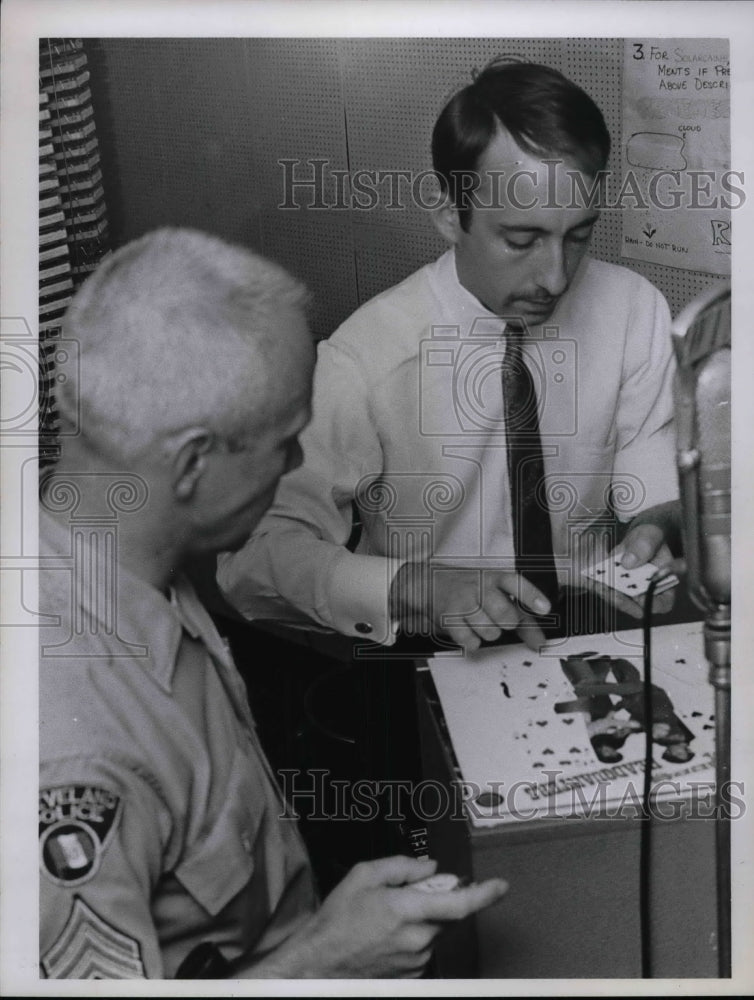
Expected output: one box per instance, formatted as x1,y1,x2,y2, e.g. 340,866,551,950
672,281,731,613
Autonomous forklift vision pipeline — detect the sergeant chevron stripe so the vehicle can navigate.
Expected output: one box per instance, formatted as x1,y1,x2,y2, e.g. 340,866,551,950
41,897,145,979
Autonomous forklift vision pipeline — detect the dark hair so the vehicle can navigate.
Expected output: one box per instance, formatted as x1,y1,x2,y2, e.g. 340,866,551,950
432,61,611,229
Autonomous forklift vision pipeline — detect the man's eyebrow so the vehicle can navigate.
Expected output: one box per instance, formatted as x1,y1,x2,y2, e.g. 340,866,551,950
498,223,547,233
569,213,600,229
499,214,600,234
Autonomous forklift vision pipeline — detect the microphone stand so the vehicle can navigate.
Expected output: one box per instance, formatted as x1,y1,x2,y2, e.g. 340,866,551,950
675,467,732,978
705,602,731,978
674,467,731,977
673,283,732,978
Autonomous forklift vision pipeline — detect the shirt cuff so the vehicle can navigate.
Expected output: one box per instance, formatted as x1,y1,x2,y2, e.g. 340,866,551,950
324,552,404,646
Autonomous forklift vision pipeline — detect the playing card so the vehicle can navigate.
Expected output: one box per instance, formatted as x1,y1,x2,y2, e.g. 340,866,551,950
582,554,679,597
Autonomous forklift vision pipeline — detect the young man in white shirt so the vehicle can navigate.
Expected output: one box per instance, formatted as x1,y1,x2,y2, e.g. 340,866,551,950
219,61,679,652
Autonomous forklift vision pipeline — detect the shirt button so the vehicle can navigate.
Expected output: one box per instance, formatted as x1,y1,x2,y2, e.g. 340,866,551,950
241,831,253,854
354,622,373,634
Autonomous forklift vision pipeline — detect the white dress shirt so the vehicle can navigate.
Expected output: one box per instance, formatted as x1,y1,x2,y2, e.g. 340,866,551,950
218,250,678,644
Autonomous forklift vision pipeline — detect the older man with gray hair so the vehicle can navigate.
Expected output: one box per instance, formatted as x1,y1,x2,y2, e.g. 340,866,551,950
38,228,507,980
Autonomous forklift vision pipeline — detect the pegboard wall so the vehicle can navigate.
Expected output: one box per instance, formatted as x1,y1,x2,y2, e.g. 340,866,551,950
91,37,726,334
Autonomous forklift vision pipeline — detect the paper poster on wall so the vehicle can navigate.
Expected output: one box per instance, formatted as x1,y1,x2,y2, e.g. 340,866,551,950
621,39,732,274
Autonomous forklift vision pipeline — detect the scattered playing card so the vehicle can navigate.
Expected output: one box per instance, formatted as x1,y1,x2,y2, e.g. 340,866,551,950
583,554,679,597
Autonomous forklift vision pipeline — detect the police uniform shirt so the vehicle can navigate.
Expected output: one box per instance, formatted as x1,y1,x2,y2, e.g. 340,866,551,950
39,509,317,979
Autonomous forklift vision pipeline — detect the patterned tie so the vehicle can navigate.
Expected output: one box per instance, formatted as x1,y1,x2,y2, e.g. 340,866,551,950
502,321,560,607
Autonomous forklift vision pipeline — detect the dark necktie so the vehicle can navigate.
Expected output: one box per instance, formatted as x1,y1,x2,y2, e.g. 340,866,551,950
502,321,560,607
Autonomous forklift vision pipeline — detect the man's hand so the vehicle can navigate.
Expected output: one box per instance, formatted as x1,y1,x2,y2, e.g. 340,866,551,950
238,856,508,978
584,524,676,620
573,503,682,619
390,563,551,652
618,499,682,570
609,506,680,617
618,521,673,573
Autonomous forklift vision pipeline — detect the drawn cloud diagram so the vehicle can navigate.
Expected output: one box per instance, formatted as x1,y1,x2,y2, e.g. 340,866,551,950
626,131,687,171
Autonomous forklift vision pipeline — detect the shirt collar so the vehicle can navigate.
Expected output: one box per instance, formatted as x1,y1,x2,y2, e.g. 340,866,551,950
169,577,235,670
39,508,226,692
429,248,507,339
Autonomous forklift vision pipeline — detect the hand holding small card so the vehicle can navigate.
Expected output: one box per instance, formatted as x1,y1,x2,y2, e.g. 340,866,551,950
583,553,679,598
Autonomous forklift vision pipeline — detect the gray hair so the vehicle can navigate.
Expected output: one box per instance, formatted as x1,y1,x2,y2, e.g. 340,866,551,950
57,227,309,459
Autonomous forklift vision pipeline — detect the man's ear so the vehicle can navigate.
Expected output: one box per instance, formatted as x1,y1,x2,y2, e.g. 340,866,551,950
165,428,215,501
431,195,464,245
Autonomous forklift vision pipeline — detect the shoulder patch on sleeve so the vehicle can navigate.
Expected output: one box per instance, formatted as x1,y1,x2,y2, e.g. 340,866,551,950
41,896,145,979
39,785,122,886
